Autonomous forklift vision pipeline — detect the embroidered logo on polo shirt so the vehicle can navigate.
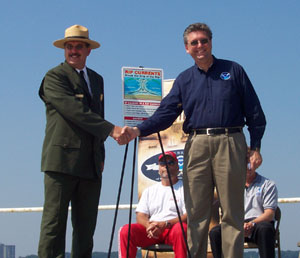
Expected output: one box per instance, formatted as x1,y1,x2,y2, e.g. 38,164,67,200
256,187,262,196
220,72,231,80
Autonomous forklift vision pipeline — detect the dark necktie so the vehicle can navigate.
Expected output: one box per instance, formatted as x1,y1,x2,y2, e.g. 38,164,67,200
79,71,89,90
79,71,92,102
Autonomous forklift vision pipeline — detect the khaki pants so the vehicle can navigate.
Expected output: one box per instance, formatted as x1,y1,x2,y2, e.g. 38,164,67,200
183,132,247,258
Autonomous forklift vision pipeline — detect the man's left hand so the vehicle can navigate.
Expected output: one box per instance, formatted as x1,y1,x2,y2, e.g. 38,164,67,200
249,150,262,172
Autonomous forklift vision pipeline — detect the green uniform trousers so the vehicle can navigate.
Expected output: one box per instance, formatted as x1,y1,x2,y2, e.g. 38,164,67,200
38,171,102,258
183,132,247,258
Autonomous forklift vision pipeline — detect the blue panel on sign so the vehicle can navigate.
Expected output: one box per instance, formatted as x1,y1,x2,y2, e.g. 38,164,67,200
141,149,184,182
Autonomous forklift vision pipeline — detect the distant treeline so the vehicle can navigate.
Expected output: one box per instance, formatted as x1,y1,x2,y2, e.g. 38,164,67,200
21,250,299,258
244,250,298,258
21,250,142,258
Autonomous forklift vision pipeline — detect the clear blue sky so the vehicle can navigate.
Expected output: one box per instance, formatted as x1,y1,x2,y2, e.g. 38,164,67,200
0,0,299,256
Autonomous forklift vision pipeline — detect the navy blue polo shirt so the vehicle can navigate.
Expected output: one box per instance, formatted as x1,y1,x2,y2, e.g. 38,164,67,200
137,56,266,149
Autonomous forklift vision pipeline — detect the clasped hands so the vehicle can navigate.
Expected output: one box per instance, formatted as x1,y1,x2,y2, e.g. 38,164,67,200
110,126,140,145
244,221,255,237
146,221,166,239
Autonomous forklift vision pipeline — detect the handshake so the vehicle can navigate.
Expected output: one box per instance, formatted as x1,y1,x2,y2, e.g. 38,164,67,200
110,126,141,145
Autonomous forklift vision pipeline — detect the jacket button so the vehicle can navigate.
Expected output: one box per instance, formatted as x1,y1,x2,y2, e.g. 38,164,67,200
63,143,67,148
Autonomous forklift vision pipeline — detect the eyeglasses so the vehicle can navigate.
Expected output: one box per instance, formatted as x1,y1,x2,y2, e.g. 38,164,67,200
159,160,176,166
65,44,84,51
189,38,209,46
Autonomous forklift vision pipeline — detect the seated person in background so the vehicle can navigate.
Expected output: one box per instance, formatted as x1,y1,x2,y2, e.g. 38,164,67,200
209,164,278,258
119,151,187,258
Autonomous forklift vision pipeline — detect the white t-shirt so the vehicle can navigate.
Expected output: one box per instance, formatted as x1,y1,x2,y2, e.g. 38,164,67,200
136,180,186,221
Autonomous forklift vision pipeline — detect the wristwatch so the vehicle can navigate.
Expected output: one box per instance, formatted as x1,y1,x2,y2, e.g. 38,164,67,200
251,147,260,152
251,221,256,227
165,221,171,229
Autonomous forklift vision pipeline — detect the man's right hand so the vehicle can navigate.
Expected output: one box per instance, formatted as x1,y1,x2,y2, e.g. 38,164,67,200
244,221,255,237
118,126,140,145
109,126,130,145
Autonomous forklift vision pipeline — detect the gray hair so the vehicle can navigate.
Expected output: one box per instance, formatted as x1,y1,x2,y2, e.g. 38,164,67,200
183,23,213,44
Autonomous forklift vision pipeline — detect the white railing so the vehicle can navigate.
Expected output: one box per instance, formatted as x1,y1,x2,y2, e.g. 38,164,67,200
0,204,138,213
0,198,299,213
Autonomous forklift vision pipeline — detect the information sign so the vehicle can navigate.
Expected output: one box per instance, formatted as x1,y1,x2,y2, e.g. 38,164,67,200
122,67,163,126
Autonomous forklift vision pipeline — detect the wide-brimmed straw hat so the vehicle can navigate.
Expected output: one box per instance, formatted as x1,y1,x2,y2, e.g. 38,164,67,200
53,25,100,49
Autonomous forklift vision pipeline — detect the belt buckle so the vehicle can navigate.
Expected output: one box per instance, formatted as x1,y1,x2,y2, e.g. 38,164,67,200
225,128,229,135
206,128,213,135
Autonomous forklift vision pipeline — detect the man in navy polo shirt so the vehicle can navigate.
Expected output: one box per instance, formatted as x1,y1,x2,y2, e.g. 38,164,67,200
120,23,266,258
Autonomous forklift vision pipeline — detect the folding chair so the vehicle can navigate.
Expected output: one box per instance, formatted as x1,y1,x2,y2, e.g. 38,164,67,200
142,244,173,258
244,206,281,258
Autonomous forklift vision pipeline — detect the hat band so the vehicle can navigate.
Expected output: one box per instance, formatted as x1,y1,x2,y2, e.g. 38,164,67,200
65,36,89,40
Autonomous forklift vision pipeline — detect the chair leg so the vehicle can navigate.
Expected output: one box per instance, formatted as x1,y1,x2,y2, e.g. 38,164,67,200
144,250,158,258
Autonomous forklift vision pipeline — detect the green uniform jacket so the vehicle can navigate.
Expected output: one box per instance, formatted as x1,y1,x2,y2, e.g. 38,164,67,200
39,61,114,179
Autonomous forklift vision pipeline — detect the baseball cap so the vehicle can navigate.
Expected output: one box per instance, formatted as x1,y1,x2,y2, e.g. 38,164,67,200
158,151,178,163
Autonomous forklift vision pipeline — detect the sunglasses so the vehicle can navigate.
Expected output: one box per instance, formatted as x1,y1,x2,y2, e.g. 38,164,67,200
65,44,84,50
190,38,209,46
159,160,176,166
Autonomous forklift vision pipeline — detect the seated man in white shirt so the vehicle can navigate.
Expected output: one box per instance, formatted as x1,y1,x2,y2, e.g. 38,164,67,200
209,165,278,258
118,151,187,258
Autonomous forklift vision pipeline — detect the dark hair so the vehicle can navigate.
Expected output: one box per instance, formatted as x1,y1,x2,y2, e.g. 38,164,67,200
183,23,213,44
64,41,90,48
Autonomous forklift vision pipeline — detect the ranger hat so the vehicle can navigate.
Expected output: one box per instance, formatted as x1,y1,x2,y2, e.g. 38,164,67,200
53,24,100,49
